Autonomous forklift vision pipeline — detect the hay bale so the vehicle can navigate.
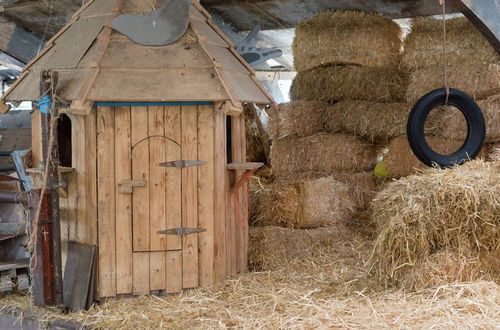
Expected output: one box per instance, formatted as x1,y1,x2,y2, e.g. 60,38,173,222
245,106,271,163
293,11,402,72
248,225,352,271
271,133,377,175
291,66,407,103
440,95,500,143
401,17,499,71
368,160,500,287
405,64,500,103
269,101,327,140
251,176,355,229
398,251,499,291
488,142,500,162
384,136,487,178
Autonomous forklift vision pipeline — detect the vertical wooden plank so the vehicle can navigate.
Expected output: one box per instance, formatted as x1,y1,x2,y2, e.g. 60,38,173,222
237,114,248,274
213,109,227,281
197,105,215,287
149,251,166,291
72,115,87,243
132,252,150,295
166,250,182,293
131,106,150,294
97,106,116,298
164,106,182,251
131,106,150,251
164,106,182,292
181,105,199,289
85,109,98,245
149,106,166,291
114,106,133,295
31,110,42,168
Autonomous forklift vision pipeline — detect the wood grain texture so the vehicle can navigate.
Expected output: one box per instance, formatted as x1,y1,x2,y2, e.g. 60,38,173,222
114,106,133,295
149,251,166,291
72,115,87,242
85,109,98,244
31,111,42,168
132,252,150,295
197,105,215,287
166,250,182,293
131,106,150,251
97,106,116,298
181,105,199,289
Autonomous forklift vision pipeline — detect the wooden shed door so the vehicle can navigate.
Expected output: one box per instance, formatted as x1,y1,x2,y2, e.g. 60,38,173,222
131,107,183,252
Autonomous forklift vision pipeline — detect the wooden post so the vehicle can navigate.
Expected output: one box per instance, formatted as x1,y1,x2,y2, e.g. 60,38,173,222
39,71,64,307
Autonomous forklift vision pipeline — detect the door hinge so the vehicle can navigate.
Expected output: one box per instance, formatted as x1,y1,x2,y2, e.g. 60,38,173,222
157,228,206,236
156,160,206,168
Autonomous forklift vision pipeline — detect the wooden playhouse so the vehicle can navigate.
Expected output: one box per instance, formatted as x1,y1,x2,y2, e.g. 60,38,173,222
0,0,274,298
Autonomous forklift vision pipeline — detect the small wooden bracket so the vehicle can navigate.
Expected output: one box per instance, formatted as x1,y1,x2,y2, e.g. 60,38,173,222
118,180,146,194
69,100,93,115
221,101,243,116
226,162,264,170
0,102,11,114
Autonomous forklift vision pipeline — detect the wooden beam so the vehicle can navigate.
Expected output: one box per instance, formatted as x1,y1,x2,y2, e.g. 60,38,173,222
450,0,500,53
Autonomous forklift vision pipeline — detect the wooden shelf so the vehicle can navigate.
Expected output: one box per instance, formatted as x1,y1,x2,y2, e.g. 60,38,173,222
226,162,264,170
26,166,75,174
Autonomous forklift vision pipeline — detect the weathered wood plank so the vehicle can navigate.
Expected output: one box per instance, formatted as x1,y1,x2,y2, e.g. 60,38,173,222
131,106,150,251
114,106,133,295
31,110,42,168
132,252,150,295
181,105,199,289
85,109,98,244
213,108,227,281
72,115,87,243
166,250,182,293
96,106,116,298
149,251,166,291
197,105,215,287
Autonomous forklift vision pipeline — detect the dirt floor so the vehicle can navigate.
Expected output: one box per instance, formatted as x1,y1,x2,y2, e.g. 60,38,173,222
1,236,498,329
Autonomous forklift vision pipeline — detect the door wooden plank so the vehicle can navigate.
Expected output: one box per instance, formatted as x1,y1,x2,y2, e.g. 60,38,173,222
72,115,87,243
213,109,227,281
131,106,150,294
149,251,166,291
85,109,98,245
148,107,167,251
181,105,199,289
148,106,166,291
197,105,215,287
114,106,133,295
131,106,150,251
132,252,150,295
164,106,182,251
97,106,116,298
166,250,182,293
236,114,248,274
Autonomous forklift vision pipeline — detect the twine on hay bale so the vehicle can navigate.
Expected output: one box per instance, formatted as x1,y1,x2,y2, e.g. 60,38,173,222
440,95,500,143
405,64,500,103
293,11,402,72
384,136,487,178
271,133,377,175
268,101,327,140
368,160,500,288
251,176,355,229
291,65,407,103
401,17,499,72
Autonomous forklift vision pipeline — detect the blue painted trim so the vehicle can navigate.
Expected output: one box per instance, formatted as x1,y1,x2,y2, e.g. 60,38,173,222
93,101,214,107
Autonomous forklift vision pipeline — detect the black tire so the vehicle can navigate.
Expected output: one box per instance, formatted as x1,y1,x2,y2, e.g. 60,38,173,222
407,88,486,168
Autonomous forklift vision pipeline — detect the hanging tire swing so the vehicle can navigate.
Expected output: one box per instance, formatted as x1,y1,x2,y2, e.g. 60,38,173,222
406,88,486,168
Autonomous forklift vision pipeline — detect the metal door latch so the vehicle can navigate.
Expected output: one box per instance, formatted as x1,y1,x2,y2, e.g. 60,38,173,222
157,228,206,236
156,160,206,168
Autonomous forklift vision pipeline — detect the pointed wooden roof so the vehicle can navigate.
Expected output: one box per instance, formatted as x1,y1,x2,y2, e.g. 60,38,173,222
0,0,274,113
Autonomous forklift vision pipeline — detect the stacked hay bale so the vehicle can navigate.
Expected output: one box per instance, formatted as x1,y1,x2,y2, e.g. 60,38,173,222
384,17,500,177
250,11,405,270
368,160,500,290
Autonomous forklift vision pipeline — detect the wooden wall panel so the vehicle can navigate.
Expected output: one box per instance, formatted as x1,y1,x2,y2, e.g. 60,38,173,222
114,106,133,295
72,115,87,242
181,105,199,289
85,109,98,245
213,108,227,281
97,106,116,298
197,105,215,287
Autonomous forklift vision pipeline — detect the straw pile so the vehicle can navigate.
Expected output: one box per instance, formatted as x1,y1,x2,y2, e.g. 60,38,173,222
369,160,500,288
271,133,376,175
401,17,499,71
251,176,355,229
440,95,500,143
268,101,326,140
291,66,407,103
383,136,488,178
293,11,402,72
405,63,500,103
489,143,500,162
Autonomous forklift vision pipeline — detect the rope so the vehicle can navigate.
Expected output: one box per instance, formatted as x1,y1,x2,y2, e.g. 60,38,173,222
440,0,450,104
